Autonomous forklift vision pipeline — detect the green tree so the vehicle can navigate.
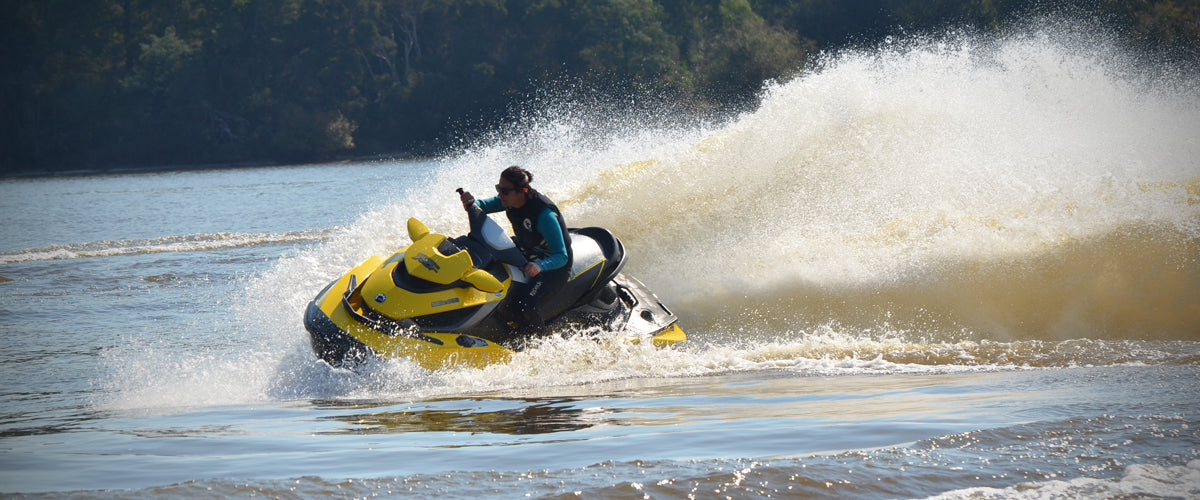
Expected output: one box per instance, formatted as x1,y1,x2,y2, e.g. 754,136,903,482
2,0,1197,175
692,0,813,103
574,0,687,84
1104,0,1200,57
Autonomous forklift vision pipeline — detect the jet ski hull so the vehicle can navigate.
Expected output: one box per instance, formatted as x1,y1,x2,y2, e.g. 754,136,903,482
303,219,684,370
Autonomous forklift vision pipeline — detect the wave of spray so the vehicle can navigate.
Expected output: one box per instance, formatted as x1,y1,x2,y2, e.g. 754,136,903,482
212,19,1200,405
573,21,1200,341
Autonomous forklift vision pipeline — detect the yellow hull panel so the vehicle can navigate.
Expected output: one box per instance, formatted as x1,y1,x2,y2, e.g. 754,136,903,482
651,324,687,347
319,288,685,370
353,329,514,370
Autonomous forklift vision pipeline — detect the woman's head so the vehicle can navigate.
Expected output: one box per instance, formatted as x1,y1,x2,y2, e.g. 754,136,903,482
500,166,532,189
496,165,533,207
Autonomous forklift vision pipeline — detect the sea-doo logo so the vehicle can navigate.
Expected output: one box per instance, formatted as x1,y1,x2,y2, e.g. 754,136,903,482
523,218,533,231
413,253,440,272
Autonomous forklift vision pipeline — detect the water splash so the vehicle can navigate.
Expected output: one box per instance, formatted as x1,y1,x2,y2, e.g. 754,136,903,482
565,22,1200,341
224,19,1200,405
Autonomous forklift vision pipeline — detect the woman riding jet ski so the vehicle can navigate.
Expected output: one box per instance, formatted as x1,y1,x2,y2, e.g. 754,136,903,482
460,166,575,332
303,169,685,370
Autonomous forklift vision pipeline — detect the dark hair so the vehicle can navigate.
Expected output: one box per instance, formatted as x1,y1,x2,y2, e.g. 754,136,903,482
501,165,532,189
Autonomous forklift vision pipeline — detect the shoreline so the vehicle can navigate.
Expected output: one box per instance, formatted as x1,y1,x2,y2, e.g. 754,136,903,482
0,153,428,181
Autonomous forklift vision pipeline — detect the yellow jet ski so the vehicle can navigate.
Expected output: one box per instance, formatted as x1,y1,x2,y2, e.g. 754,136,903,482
303,202,685,370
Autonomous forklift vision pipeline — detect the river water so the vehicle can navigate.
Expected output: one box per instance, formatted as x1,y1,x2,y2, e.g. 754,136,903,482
2,23,1199,498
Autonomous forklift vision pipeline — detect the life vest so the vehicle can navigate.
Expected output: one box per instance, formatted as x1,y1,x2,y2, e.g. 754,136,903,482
506,189,572,266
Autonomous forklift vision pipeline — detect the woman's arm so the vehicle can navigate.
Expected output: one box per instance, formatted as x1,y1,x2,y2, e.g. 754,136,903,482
533,209,568,271
473,196,504,213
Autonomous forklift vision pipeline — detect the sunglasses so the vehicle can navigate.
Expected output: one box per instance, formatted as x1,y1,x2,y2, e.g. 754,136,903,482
496,184,521,195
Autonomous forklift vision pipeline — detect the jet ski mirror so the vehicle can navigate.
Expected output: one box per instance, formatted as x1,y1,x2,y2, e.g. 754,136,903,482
407,217,431,242
462,269,503,293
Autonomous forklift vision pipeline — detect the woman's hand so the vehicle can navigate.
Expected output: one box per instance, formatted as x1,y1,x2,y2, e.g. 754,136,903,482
459,189,475,208
523,262,541,277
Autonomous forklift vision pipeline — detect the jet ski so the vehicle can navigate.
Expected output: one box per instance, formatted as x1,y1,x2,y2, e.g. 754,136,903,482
304,201,685,370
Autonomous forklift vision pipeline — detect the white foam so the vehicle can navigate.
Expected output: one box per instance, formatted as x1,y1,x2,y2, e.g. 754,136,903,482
0,229,334,264
922,460,1200,500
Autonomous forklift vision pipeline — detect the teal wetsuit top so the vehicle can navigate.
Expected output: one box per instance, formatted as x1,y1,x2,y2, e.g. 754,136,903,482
474,196,569,272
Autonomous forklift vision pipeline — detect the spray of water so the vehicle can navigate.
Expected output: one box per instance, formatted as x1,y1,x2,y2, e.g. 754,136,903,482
213,18,1200,403
567,21,1200,342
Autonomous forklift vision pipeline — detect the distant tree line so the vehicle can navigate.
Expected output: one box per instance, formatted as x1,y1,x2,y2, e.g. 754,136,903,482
2,0,1197,175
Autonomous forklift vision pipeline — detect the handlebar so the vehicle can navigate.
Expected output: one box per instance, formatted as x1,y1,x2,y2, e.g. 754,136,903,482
457,187,528,268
